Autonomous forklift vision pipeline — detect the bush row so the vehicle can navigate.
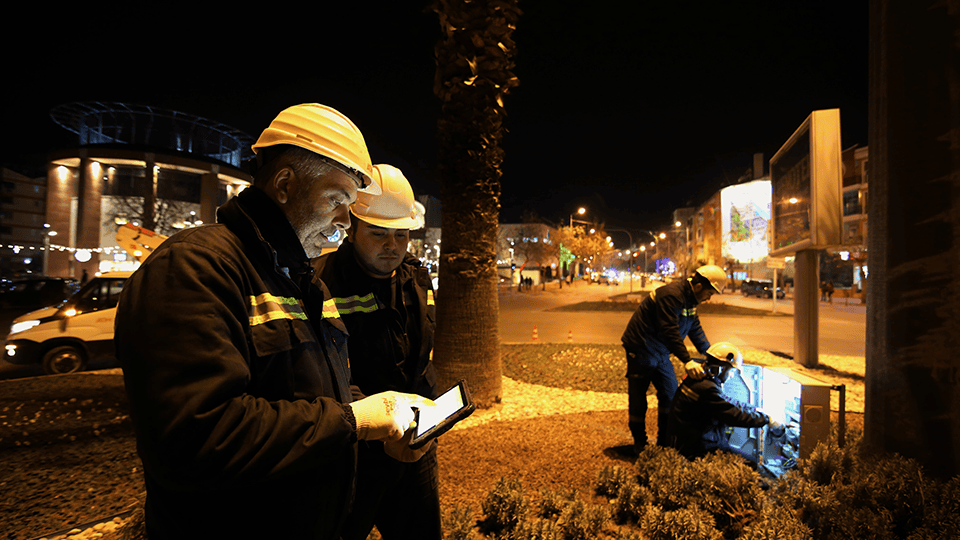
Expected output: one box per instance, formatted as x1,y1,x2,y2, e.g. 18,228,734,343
446,430,960,539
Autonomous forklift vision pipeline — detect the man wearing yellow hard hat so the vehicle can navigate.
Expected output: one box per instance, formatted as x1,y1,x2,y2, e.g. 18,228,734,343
116,104,432,540
312,164,440,540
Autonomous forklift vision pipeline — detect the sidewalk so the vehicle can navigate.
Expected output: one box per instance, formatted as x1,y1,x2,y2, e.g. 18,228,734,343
711,291,866,317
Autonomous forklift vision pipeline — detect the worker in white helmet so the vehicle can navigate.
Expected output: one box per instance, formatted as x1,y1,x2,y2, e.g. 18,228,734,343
116,105,432,540
620,264,728,456
311,163,440,540
668,342,790,463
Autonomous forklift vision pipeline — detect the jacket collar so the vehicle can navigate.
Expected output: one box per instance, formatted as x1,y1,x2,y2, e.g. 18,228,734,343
683,278,701,306
217,187,312,278
331,240,421,284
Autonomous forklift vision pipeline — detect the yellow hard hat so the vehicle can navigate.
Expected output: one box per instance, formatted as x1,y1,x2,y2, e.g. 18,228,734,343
252,103,380,195
350,164,419,229
695,265,728,293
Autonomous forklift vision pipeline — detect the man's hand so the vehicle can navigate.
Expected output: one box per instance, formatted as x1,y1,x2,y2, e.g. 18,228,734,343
384,429,436,463
350,392,436,442
684,360,705,380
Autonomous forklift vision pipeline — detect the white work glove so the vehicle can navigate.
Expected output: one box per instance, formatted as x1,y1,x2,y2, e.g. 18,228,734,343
684,360,706,380
384,429,437,463
350,391,435,442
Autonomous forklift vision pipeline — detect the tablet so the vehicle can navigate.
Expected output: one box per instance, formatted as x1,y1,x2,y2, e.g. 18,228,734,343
410,379,476,449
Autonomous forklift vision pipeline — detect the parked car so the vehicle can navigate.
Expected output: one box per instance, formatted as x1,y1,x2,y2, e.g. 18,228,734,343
3,271,130,375
0,277,80,314
741,279,785,299
590,273,611,285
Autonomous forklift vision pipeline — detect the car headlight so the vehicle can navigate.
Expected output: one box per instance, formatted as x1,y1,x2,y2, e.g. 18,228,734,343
10,320,40,335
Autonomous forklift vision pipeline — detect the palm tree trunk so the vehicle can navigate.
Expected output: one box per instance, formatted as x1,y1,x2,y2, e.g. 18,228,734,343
429,0,520,407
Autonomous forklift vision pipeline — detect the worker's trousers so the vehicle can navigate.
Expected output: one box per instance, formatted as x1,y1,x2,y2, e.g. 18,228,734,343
627,350,679,450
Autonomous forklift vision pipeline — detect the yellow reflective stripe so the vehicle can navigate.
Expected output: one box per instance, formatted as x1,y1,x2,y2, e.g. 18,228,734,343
322,298,340,319
249,293,307,326
427,289,435,306
333,293,379,315
682,308,697,317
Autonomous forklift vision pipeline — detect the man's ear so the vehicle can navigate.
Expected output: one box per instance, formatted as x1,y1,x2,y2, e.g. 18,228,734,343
691,281,703,293
270,167,296,205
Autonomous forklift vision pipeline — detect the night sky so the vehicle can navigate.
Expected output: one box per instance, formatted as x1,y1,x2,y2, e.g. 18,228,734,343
1,1,868,237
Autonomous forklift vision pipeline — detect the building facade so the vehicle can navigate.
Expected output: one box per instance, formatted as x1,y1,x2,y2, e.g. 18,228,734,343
42,103,253,279
0,168,48,277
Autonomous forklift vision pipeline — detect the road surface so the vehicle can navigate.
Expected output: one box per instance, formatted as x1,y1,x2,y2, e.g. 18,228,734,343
498,279,866,358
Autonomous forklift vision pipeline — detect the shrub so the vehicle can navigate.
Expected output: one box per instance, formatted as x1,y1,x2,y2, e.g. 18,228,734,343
633,445,700,510
443,504,478,540
538,487,578,520
509,517,561,540
907,476,960,539
481,476,529,535
595,464,633,498
610,529,644,540
556,498,608,540
847,452,926,537
691,452,765,536
638,503,723,540
802,437,859,486
768,470,843,536
739,502,813,540
611,479,651,524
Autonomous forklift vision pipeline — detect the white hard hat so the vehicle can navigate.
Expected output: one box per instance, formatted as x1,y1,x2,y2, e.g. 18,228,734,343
695,265,728,293
252,103,380,195
706,342,743,382
350,164,419,229
706,342,743,369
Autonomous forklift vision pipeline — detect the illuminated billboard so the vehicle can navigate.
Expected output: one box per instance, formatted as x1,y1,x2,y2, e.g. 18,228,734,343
721,180,771,263
769,109,842,256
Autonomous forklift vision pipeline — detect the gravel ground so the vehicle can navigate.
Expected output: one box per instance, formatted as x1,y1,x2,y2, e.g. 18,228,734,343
1,354,864,540
0,371,141,540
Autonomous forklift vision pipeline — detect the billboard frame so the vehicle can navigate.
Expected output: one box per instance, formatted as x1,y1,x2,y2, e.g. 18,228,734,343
768,109,842,257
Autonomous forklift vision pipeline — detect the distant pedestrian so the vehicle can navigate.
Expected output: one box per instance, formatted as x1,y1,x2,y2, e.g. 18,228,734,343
826,281,834,303
80,269,88,286
820,281,827,302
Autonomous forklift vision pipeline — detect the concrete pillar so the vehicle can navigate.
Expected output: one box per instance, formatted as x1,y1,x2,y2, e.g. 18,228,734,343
76,157,102,278
794,249,819,367
865,0,960,477
200,169,220,226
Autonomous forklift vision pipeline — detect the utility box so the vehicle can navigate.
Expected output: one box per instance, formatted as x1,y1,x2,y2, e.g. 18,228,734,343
721,364,833,475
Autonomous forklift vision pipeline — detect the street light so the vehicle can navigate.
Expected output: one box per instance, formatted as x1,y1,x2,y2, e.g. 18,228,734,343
42,225,56,276
606,228,635,292
567,207,590,280
570,206,586,227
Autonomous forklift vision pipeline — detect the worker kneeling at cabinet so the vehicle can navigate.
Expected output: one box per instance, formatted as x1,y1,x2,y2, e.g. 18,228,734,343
668,342,789,463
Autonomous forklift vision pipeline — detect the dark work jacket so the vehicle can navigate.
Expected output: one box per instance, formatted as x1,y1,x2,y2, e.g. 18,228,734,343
668,374,769,455
312,241,438,400
620,278,710,373
115,187,358,540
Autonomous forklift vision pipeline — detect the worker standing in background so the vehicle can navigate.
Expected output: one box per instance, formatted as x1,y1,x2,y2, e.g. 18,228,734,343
313,164,441,540
620,265,728,455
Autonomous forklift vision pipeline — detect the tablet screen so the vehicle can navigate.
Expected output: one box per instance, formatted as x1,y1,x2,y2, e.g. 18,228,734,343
415,383,466,437
409,379,475,448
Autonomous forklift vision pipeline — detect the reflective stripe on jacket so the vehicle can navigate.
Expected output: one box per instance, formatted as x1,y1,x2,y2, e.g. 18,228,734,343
621,278,710,373
313,241,438,399
115,187,356,540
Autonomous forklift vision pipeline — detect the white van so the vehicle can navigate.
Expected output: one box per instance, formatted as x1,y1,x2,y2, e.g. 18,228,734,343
3,271,131,375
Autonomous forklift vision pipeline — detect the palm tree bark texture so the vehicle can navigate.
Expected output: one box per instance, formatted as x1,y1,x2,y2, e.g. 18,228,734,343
429,0,521,407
